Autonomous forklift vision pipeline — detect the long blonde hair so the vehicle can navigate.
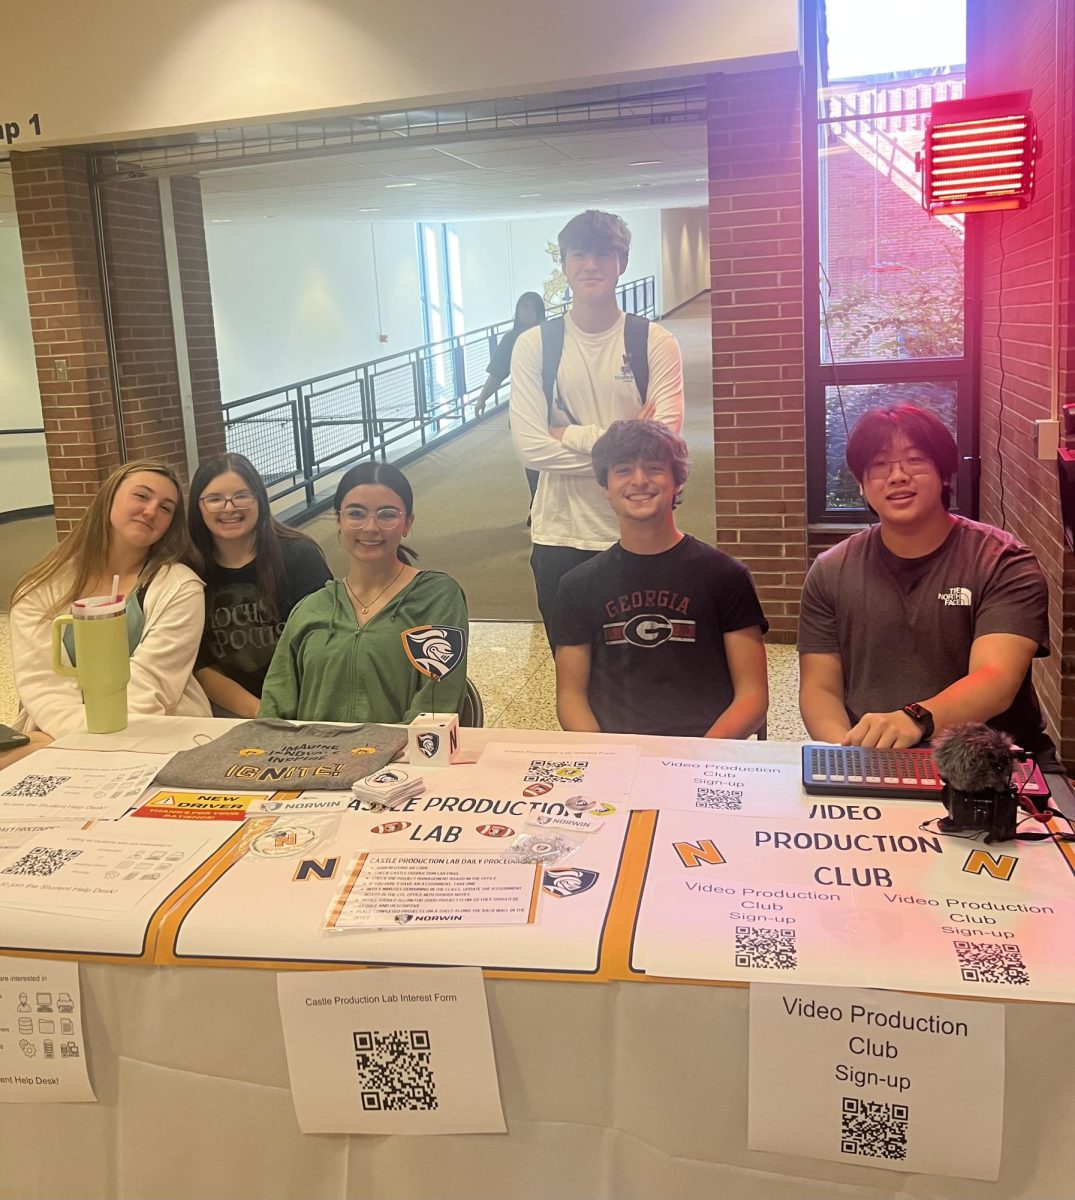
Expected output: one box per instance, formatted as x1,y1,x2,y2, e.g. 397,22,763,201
11,460,193,618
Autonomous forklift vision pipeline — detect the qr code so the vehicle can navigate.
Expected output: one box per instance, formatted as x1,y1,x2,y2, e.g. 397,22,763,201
523,759,588,786
953,940,1029,986
354,1029,437,1112
2,774,71,798
841,1097,909,1161
735,925,797,969
1,846,82,877
696,787,743,810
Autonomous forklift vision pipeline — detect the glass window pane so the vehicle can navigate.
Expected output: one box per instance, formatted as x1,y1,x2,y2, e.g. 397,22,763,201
825,381,958,510
820,98,965,363
826,0,965,78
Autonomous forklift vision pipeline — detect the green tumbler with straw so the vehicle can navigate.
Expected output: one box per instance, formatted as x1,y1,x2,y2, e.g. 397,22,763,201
51,594,130,733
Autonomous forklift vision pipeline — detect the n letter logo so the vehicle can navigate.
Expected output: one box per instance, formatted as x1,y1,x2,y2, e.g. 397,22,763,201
961,850,1017,881
673,839,725,869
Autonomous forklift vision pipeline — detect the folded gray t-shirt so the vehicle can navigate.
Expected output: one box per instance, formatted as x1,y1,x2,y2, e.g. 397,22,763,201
154,720,407,791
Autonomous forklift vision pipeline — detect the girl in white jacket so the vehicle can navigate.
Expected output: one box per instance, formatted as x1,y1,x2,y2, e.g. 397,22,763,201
6,460,210,764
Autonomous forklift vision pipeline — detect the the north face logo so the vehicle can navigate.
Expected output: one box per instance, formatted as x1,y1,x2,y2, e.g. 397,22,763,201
938,587,972,606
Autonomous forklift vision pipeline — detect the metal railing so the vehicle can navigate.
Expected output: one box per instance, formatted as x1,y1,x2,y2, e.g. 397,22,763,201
223,275,656,514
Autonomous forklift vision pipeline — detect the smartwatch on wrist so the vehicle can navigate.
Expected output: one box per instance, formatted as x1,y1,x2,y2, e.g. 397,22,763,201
901,702,934,742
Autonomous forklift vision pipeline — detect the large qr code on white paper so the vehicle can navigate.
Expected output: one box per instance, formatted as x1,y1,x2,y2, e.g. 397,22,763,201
735,925,797,970
354,1029,437,1112
695,787,743,810
841,1097,909,1161
2,774,71,798
953,940,1029,986
523,759,588,786
1,846,82,877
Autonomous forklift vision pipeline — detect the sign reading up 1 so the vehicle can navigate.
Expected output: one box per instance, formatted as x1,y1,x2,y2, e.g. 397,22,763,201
2,113,42,145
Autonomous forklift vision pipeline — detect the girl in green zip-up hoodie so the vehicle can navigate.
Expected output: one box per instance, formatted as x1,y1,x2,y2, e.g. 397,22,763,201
259,463,468,722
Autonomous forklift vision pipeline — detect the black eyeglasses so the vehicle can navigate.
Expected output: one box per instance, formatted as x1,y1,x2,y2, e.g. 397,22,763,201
200,492,257,512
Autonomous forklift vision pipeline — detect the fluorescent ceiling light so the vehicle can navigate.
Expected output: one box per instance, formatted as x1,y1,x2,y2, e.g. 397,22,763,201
629,159,662,166
385,181,417,189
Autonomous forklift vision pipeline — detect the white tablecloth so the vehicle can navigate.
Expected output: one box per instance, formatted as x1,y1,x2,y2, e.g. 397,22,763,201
2,720,1073,1198
3,963,1074,1199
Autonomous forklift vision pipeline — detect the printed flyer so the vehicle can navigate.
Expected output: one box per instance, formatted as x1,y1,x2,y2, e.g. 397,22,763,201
0,956,95,1103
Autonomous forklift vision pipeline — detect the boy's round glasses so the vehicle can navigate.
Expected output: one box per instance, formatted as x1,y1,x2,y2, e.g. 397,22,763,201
201,492,257,512
341,505,405,529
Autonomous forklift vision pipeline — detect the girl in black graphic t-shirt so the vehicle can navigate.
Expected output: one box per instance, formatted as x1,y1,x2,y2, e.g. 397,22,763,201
188,453,331,717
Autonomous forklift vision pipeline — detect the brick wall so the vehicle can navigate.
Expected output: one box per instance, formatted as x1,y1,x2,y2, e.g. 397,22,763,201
707,67,805,643
970,0,1075,763
99,179,189,474
11,149,120,536
11,153,225,533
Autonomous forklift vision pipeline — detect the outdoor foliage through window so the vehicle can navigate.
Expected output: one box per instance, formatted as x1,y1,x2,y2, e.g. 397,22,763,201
813,0,968,515
826,382,957,509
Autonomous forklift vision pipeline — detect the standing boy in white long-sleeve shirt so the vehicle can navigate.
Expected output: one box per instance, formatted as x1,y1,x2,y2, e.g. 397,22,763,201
509,209,684,645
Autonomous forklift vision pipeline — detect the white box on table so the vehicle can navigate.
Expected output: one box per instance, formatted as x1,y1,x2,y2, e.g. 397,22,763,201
407,713,459,767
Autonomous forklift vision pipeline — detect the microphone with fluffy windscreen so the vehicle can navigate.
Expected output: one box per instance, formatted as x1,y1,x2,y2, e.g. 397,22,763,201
932,722,1023,843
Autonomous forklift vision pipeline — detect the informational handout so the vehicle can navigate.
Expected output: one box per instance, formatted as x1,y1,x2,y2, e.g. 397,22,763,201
630,756,802,815
326,853,541,930
0,956,96,1103
277,966,505,1134
0,822,222,915
473,742,640,802
0,750,165,821
0,822,83,855
749,983,1004,1180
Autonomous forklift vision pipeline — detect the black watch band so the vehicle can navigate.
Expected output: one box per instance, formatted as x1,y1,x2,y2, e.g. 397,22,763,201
902,703,934,741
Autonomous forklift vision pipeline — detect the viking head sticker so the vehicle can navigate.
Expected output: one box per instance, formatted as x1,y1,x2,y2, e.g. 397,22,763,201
401,625,466,680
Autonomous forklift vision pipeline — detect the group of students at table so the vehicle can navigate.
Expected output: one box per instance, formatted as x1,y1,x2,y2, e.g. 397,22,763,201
5,454,466,765
2,401,1062,774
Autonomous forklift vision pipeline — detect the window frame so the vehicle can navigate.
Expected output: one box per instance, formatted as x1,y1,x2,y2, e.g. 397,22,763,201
802,0,980,524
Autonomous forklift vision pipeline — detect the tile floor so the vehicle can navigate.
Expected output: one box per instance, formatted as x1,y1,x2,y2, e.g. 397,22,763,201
0,614,808,740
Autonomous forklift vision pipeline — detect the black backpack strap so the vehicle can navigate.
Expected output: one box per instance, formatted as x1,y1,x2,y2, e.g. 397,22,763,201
624,313,651,404
540,317,566,421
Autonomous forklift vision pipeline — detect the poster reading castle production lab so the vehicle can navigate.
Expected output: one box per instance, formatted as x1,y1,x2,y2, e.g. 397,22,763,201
171,804,629,975
277,967,505,1134
749,984,1003,1180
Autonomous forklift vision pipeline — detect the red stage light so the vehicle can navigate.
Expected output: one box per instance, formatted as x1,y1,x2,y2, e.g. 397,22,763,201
919,92,1037,216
